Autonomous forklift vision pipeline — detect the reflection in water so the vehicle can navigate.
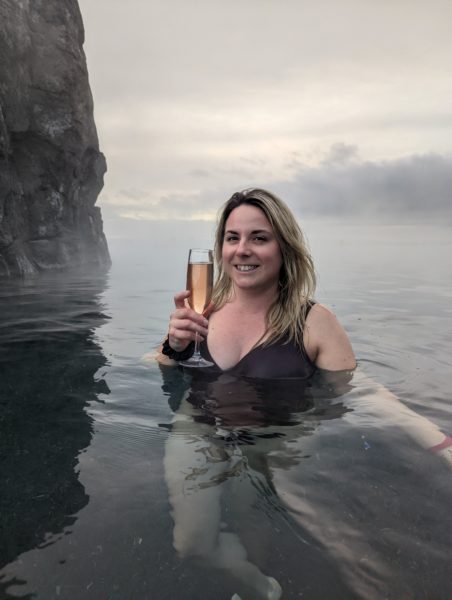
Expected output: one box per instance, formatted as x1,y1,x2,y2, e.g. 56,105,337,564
160,365,357,599
160,365,452,600
0,273,110,598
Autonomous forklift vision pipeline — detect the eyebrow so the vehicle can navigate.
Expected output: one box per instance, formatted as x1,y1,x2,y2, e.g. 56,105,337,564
225,229,271,235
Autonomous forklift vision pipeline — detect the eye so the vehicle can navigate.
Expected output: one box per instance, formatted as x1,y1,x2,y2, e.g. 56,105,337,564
253,235,267,242
225,234,239,242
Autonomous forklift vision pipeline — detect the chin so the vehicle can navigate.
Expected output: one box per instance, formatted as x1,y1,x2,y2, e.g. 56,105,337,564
234,277,270,291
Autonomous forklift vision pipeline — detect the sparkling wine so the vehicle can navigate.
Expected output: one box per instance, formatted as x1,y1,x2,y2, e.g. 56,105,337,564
187,262,213,314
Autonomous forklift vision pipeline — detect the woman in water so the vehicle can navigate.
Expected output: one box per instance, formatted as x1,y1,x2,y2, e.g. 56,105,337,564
162,187,356,375
159,189,357,600
158,188,451,600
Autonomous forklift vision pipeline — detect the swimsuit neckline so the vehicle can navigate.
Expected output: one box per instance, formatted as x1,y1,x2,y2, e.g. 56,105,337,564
204,340,265,373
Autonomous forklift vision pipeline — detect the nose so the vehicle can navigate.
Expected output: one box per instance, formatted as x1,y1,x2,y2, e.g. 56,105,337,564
236,238,251,255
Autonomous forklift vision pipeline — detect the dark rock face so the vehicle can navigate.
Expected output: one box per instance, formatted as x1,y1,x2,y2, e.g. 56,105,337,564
0,0,110,277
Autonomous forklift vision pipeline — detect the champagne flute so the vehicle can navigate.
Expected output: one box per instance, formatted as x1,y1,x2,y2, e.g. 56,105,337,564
179,248,214,368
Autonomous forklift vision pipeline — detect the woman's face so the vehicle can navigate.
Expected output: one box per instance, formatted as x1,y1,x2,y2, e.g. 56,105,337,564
222,204,283,294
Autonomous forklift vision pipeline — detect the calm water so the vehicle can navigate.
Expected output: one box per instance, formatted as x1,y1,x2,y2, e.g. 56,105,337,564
1,220,452,600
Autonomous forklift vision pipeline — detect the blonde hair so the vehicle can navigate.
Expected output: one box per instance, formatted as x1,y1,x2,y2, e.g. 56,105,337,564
212,188,316,348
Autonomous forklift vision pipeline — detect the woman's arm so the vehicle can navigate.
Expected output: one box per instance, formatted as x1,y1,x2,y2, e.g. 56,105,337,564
304,303,356,371
304,306,451,466
348,369,452,466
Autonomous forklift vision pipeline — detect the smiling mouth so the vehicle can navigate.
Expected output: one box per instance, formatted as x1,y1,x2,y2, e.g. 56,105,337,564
235,265,258,272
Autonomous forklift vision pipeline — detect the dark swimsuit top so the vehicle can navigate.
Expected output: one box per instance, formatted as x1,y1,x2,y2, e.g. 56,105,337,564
198,303,316,380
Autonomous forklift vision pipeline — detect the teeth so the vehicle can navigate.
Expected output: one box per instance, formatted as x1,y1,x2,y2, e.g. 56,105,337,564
236,265,257,271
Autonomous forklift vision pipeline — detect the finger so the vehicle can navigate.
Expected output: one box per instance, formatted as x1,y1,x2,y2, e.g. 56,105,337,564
169,331,203,346
174,290,190,309
170,318,208,338
171,308,209,328
168,329,204,350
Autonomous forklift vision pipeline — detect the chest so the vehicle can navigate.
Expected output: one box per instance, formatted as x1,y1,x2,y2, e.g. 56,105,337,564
207,306,267,370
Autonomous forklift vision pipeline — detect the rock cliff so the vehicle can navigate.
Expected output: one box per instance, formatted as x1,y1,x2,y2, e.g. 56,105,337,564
0,0,110,277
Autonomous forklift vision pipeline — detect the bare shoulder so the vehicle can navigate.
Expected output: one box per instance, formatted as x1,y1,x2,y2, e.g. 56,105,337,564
304,303,356,371
306,303,344,332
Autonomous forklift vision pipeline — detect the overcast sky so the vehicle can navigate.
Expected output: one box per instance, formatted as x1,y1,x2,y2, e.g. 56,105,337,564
78,0,452,228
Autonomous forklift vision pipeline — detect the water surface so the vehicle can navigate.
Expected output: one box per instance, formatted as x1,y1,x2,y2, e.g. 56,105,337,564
1,221,451,599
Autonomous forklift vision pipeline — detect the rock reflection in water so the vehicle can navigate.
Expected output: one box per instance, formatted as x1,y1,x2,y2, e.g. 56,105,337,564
160,364,356,600
0,273,110,598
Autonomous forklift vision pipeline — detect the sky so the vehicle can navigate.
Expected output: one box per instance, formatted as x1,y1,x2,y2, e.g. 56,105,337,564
78,0,452,232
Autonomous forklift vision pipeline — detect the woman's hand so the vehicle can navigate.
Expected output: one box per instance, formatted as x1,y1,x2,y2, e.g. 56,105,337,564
167,290,209,353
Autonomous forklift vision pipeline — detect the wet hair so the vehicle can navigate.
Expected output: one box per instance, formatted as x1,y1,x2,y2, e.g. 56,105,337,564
212,188,316,348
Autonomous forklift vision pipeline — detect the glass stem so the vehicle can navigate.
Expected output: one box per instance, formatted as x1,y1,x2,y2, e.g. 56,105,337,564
193,332,201,360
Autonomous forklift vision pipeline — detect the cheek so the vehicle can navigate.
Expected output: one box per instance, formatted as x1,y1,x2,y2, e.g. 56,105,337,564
269,245,283,268
221,244,228,260
222,244,233,265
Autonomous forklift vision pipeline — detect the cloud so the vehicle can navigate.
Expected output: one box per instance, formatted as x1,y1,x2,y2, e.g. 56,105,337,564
101,148,452,223
189,168,211,178
277,152,452,220
79,0,452,227
321,143,359,167
82,0,452,106
115,190,219,221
